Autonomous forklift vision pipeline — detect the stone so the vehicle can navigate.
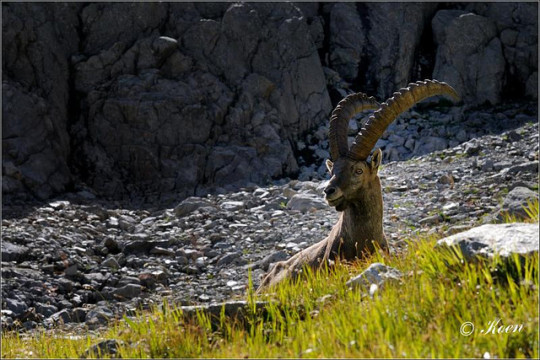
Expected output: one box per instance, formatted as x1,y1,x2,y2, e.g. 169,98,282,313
464,142,481,155
505,161,539,175
101,256,120,269
5,298,28,317
526,72,538,98
216,251,246,267
257,250,289,271
1,242,29,262
103,237,121,253
413,136,448,155
83,339,123,358
49,309,72,324
437,223,539,260
71,307,88,323
175,197,216,217
287,193,328,212
419,214,441,226
113,284,142,299
86,306,113,325
346,263,402,289
36,303,59,318
64,264,78,277
67,2,330,201
499,187,539,220
220,201,246,211
123,239,169,254
467,3,537,100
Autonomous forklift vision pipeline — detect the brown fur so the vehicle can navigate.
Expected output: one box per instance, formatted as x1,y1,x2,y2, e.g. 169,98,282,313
258,149,387,291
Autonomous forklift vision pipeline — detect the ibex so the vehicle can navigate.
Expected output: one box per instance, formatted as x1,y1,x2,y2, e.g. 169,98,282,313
258,79,459,290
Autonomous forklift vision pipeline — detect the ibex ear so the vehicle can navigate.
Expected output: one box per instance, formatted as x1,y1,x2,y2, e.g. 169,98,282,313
370,148,382,172
326,159,334,173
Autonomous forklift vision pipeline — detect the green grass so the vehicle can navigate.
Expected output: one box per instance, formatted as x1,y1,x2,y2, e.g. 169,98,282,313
2,203,539,358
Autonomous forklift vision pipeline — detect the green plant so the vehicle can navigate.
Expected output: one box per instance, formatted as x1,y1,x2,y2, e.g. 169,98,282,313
3,200,538,359
502,198,539,223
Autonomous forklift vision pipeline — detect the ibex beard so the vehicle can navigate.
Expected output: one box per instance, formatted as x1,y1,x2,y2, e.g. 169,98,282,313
258,79,460,292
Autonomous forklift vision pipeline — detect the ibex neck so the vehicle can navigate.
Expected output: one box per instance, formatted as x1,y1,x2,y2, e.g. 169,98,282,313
339,177,384,255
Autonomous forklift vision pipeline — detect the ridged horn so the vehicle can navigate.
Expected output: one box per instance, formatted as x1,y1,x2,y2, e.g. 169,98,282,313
347,79,460,161
328,93,380,161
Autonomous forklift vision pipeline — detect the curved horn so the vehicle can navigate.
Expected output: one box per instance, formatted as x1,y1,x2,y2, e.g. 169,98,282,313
347,79,460,161
328,93,380,161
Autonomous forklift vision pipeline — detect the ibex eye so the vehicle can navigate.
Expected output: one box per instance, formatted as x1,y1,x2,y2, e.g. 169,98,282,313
355,169,363,175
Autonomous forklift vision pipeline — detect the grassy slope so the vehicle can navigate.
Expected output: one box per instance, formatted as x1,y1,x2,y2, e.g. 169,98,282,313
2,201,538,358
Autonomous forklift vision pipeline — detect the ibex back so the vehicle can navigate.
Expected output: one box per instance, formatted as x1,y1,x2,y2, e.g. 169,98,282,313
258,79,460,291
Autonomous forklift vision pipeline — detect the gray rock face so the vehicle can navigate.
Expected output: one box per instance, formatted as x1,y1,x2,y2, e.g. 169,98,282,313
3,3,81,199
433,11,505,105
437,223,539,260
364,3,438,99
71,2,331,201
2,2,537,203
466,3,538,99
327,3,437,98
328,3,366,82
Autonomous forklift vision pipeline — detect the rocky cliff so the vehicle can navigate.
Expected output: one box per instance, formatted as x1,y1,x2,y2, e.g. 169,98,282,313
2,2,538,203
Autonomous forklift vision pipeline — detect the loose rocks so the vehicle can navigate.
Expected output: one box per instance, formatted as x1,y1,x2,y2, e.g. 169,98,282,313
1,113,538,334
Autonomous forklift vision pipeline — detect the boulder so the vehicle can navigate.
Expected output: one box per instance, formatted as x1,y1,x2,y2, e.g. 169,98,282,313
437,223,539,260
286,193,328,212
174,197,215,217
498,187,539,220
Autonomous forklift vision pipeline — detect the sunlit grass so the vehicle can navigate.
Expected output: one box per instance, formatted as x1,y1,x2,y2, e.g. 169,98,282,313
501,197,539,224
2,201,538,358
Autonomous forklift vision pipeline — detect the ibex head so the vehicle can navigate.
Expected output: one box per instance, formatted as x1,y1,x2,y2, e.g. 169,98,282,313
324,80,460,211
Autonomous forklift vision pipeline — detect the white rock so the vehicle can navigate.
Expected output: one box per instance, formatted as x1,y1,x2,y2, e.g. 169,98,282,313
221,201,245,211
346,263,402,289
437,223,539,260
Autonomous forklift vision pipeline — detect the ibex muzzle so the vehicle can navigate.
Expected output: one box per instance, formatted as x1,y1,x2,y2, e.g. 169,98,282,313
258,79,460,291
